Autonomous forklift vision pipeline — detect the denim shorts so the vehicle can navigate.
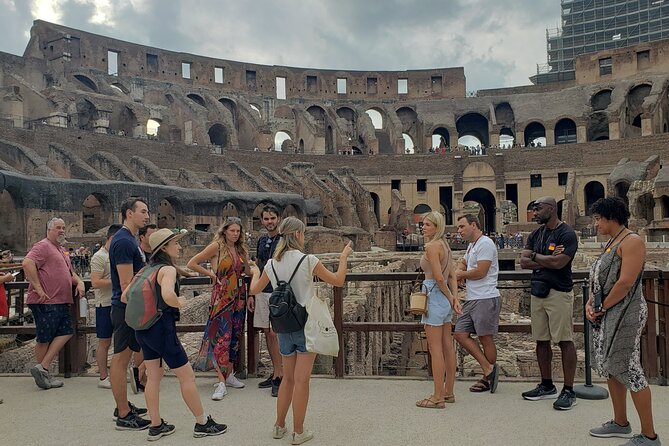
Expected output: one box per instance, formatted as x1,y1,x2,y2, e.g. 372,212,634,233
420,279,453,326
28,304,74,343
95,305,113,339
277,329,308,356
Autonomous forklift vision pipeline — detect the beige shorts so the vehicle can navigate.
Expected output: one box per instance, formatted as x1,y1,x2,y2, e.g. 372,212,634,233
531,288,574,343
253,292,271,329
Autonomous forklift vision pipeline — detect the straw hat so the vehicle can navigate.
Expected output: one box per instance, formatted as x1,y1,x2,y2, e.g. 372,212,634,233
149,228,187,259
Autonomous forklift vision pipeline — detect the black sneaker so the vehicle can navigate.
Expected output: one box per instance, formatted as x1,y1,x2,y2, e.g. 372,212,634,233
271,377,281,398
113,402,148,421
258,375,273,389
521,383,558,401
147,419,175,441
553,389,577,410
193,415,227,438
115,412,151,431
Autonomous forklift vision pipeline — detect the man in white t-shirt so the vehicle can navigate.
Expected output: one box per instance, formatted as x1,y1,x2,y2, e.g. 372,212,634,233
454,214,502,394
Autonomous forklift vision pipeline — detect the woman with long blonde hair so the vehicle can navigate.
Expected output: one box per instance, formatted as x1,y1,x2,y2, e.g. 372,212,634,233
188,217,251,400
416,211,461,409
249,216,352,445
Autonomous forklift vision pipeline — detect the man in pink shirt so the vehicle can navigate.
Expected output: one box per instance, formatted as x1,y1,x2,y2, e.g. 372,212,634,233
22,217,85,390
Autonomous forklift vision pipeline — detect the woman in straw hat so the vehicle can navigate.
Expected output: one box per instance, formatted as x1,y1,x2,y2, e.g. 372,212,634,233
123,228,227,440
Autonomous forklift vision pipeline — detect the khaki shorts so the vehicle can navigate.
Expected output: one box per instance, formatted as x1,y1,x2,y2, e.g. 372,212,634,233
253,292,271,329
531,288,574,343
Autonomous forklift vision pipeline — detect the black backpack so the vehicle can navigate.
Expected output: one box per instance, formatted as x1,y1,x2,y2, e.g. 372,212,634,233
268,255,308,333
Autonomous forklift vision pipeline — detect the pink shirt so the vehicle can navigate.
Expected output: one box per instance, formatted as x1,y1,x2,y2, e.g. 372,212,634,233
25,238,74,305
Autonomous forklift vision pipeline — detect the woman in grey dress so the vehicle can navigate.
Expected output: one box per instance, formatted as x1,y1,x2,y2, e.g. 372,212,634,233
586,197,659,446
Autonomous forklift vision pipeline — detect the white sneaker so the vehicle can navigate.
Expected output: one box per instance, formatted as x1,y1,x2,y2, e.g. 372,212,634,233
273,425,287,439
98,376,112,389
226,373,245,389
211,382,228,400
291,429,314,445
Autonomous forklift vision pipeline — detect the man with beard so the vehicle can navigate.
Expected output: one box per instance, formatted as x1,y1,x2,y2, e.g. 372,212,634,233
23,218,86,390
520,196,579,410
247,205,283,397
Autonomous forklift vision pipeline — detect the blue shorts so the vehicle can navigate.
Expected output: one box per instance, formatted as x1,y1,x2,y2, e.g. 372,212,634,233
420,279,453,326
135,312,188,369
28,304,74,343
278,329,308,356
95,306,113,339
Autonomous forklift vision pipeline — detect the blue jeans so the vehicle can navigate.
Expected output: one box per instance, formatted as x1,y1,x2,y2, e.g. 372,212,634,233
277,329,308,356
420,279,453,326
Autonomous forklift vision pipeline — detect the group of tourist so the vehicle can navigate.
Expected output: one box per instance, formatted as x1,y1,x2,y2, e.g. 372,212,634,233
414,196,659,445
17,193,661,445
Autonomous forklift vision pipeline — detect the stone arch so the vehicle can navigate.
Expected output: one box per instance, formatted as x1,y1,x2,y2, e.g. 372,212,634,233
274,105,294,119
463,188,496,233
208,123,228,147
82,193,112,234
282,204,300,219
526,200,536,223
336,106,356,122
554,118,577,145
587,112,610,141
463,161,495,179
306,105,326,123
524,121,546,147
274,131,292,151
218,98,238,128
591,89,612,111
396,107,418,126
221,202,239,219
625,83,652,131
110,82,129,94
365,108,384,129
73,74,98,92
431,127,450,148
413,203,431,214
298,139,304,153
111,106,138,136
370,192,381,226
456,112,489,146
187,93,206,108
76,99,97,131
157,197,183,229
0,187,25,252
614,181,630,207
499,127,515,148
494,102,515,127
584,181,605,215
402,133,415,154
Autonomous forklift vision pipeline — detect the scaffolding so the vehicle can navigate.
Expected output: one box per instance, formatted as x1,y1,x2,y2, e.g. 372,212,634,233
532,0,669,84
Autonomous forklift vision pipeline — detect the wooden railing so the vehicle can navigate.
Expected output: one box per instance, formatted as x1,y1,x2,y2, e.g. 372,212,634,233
1,271,667,384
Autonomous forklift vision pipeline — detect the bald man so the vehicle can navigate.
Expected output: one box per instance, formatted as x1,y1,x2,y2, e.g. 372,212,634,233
519,196,578,411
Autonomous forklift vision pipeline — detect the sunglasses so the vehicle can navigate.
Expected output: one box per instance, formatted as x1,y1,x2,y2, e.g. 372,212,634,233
226,217,242,223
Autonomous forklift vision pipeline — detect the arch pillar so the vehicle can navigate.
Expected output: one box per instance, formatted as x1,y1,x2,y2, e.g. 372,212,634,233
516,130,525,147
642,115,653,137
654,197,663,221
489,132,500,147
94,109,111,134
608,121,620,140
545,128,555,146
577,125,587,143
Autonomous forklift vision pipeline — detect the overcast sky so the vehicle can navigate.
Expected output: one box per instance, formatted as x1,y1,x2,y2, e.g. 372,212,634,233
0,0,563,91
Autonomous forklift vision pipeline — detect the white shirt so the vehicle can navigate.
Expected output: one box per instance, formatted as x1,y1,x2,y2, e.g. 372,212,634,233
464,236,500,300
90,247,113,307
265,250,319,307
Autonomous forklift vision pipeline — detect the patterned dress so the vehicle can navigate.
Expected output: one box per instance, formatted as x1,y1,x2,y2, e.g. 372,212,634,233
193,248,246,377
590,244,648,391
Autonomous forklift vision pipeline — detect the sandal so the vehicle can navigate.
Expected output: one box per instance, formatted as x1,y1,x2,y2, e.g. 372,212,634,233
469,379,490,393
486,363,499,394
443,394,456,403
415,397,445,409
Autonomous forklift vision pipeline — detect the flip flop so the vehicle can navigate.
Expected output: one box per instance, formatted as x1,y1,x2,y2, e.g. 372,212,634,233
486,363,499,394
469,379,490,393
415,397,445,409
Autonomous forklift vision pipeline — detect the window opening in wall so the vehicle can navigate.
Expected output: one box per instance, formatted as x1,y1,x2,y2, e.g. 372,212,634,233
306,75,317,93
531,174,543,188
558,172,568,186
107,50,118,76
599,57,612,75
246,70,257,89
391,179,401,191
146,53,158,72
398,78,408,94
417,179,427,192
147,119,161,137
637,50,650,69
182,62,191,79
214,67,224,83
367,77,378,94
276,76,286,100
431,76,442,93
336,78,347,94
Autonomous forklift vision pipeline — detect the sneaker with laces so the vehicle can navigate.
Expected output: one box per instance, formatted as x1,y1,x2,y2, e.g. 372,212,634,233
212,382,228,400
589,420,633,438
619,434,662,446
113,402,148,421
553,389,577,410
193,415,227,437
291,429,314,445
147,419,175,441
30,364,51,390
48,375,64,388
98,376,112,389
258,375,273,389
273,425,288,439
115,411,151,431
226,373,245,388
271,377,281,398
521,383,558,401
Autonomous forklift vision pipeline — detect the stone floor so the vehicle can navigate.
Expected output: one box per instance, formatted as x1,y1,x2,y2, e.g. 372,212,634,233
1,376,668,446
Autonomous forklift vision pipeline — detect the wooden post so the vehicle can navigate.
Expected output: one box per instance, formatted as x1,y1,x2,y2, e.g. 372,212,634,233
642,277,659,380
660,277,669,385
334,286,344,378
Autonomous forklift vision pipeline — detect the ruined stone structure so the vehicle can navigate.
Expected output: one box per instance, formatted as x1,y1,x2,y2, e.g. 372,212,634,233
3,21,669,251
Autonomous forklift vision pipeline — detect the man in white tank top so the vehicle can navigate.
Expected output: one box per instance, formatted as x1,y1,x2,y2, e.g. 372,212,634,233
454,214,502,394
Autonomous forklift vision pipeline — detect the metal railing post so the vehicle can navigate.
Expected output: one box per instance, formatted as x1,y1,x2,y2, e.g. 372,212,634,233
574,283,608,399
334,286,344,378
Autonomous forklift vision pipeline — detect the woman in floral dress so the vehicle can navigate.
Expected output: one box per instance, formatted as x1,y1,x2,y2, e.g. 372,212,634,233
188,217,251,400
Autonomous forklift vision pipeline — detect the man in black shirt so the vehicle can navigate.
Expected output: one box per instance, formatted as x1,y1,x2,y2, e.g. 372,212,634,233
520,196,578,410
248,205,283,396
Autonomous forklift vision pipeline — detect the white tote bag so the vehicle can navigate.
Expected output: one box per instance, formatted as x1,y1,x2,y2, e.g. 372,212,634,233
304,296,339,356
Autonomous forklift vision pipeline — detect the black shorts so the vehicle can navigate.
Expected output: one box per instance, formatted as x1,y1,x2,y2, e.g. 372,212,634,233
28,304,74,343
135,312,188,369
111,305,140,354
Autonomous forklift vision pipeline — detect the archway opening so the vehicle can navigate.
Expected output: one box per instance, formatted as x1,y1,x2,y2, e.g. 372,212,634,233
82,193,111,234
403,133,415,154
494,102,515,127
463,188,496,233
282,204,300,219
526,201,536,223
222,202,239,219
365,109,383,129
431,127,450,149
587,112,610,141
662,196,669,219
636,193,654,225
524,122,546,147
458,135,483,149
554,118,577,144
157,198,181,229
187,93,206,108
591,89,612,111
74,74,98,92
370,192,380,226
456,112,489,147
274,131,292,151
146,118,161,137
208,124,228,147
249,103,262,118
615,181,630,208
499,127,515,148
413,204,431,224
584,181,605,215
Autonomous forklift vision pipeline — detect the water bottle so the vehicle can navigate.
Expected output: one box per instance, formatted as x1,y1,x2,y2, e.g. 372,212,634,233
79,297,88,319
